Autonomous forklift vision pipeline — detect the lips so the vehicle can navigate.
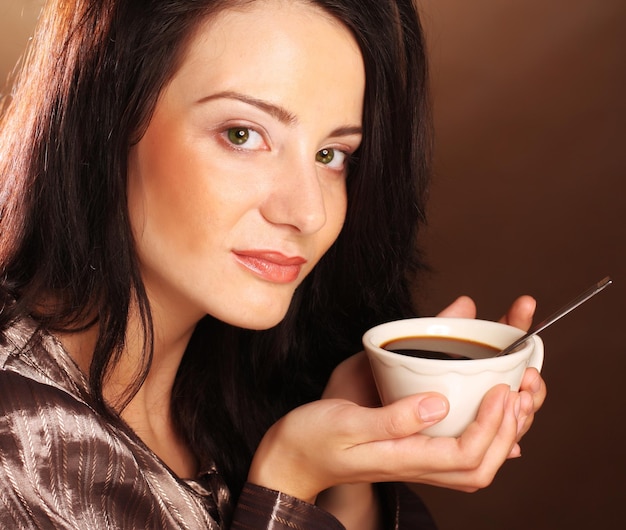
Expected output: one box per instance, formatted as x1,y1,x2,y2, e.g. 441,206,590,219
232,250,307,283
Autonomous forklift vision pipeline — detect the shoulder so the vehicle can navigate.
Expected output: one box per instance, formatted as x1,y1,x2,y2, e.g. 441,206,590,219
0,327,104,454
0,364,215,529
0,365,101,436
0,318,90,400
0,319,113,464
0,371,90,524
0,367,129,484
0,366,153,527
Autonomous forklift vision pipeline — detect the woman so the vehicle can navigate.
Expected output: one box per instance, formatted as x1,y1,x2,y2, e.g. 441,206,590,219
0,0,546,528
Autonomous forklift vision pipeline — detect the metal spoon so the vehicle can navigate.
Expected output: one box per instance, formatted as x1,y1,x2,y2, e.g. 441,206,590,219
495,276,613,357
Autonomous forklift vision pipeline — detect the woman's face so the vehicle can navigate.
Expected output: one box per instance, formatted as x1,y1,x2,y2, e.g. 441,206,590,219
127,0,365,331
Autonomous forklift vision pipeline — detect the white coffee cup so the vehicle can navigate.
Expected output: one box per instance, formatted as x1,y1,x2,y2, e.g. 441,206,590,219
363,317,544,437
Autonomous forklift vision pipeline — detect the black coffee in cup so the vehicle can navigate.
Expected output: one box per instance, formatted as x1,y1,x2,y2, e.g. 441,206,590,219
381,336,500,361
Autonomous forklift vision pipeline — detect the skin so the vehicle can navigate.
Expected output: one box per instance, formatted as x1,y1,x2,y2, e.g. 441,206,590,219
62,1,547,528
127,2,364,336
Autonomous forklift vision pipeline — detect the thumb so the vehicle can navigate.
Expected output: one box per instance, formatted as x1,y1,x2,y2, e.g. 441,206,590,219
362,394,449,441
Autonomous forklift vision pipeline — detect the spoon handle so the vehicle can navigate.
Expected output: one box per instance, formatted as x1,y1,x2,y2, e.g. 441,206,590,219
496,276,613,357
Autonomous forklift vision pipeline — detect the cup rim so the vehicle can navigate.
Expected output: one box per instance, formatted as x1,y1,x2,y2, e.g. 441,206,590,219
363,317,538,367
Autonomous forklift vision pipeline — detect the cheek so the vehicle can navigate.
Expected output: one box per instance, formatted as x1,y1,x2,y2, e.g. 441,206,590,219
323,182,348,247
127,142,180,242
128,124,214,248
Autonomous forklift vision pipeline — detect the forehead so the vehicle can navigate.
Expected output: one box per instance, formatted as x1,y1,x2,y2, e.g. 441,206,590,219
175,1,362,84
164,0,365,121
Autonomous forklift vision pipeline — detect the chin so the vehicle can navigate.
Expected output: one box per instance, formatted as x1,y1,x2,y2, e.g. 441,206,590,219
238,312,289,331
215,303,291,331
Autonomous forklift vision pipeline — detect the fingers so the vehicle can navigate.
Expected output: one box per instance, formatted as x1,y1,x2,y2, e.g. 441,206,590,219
436,296,477,318
438,294,536,331
414,385,522,491
468,387,522,482
520,367,546,406
251,384,527,501
458,385,519,465
515,391,535,439
508,443,522,459
249,394,451,501
351,386,519,488
499,295,536,330
516,368,547,439
458,384,511,453
345,393,449,441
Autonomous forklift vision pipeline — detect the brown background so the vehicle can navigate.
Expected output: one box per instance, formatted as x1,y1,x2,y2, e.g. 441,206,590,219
2,0,625,528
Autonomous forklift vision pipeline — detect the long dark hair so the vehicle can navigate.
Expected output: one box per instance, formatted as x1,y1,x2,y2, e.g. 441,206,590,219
0,0,431,499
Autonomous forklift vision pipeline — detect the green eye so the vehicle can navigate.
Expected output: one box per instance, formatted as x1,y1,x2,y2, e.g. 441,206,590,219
316,148,335,165
228,127,250,145
316,148,348,170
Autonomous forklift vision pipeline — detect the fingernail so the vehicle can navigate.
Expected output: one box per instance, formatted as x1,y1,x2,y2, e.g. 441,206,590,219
418,397,448,422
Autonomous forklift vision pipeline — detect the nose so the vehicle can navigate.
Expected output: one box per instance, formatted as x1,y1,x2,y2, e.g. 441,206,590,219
259,154,328,234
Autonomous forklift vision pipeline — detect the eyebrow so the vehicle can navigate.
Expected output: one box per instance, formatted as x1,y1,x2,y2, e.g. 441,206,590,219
196,90,362,138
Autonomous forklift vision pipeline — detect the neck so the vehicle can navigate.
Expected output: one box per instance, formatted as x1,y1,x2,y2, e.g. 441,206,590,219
58,307,200,478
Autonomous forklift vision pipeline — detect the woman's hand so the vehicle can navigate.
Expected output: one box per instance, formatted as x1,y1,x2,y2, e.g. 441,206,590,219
248,383,522,502
248,295,547,505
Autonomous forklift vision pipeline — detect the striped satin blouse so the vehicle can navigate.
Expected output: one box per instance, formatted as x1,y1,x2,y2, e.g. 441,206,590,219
0,317,436,529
